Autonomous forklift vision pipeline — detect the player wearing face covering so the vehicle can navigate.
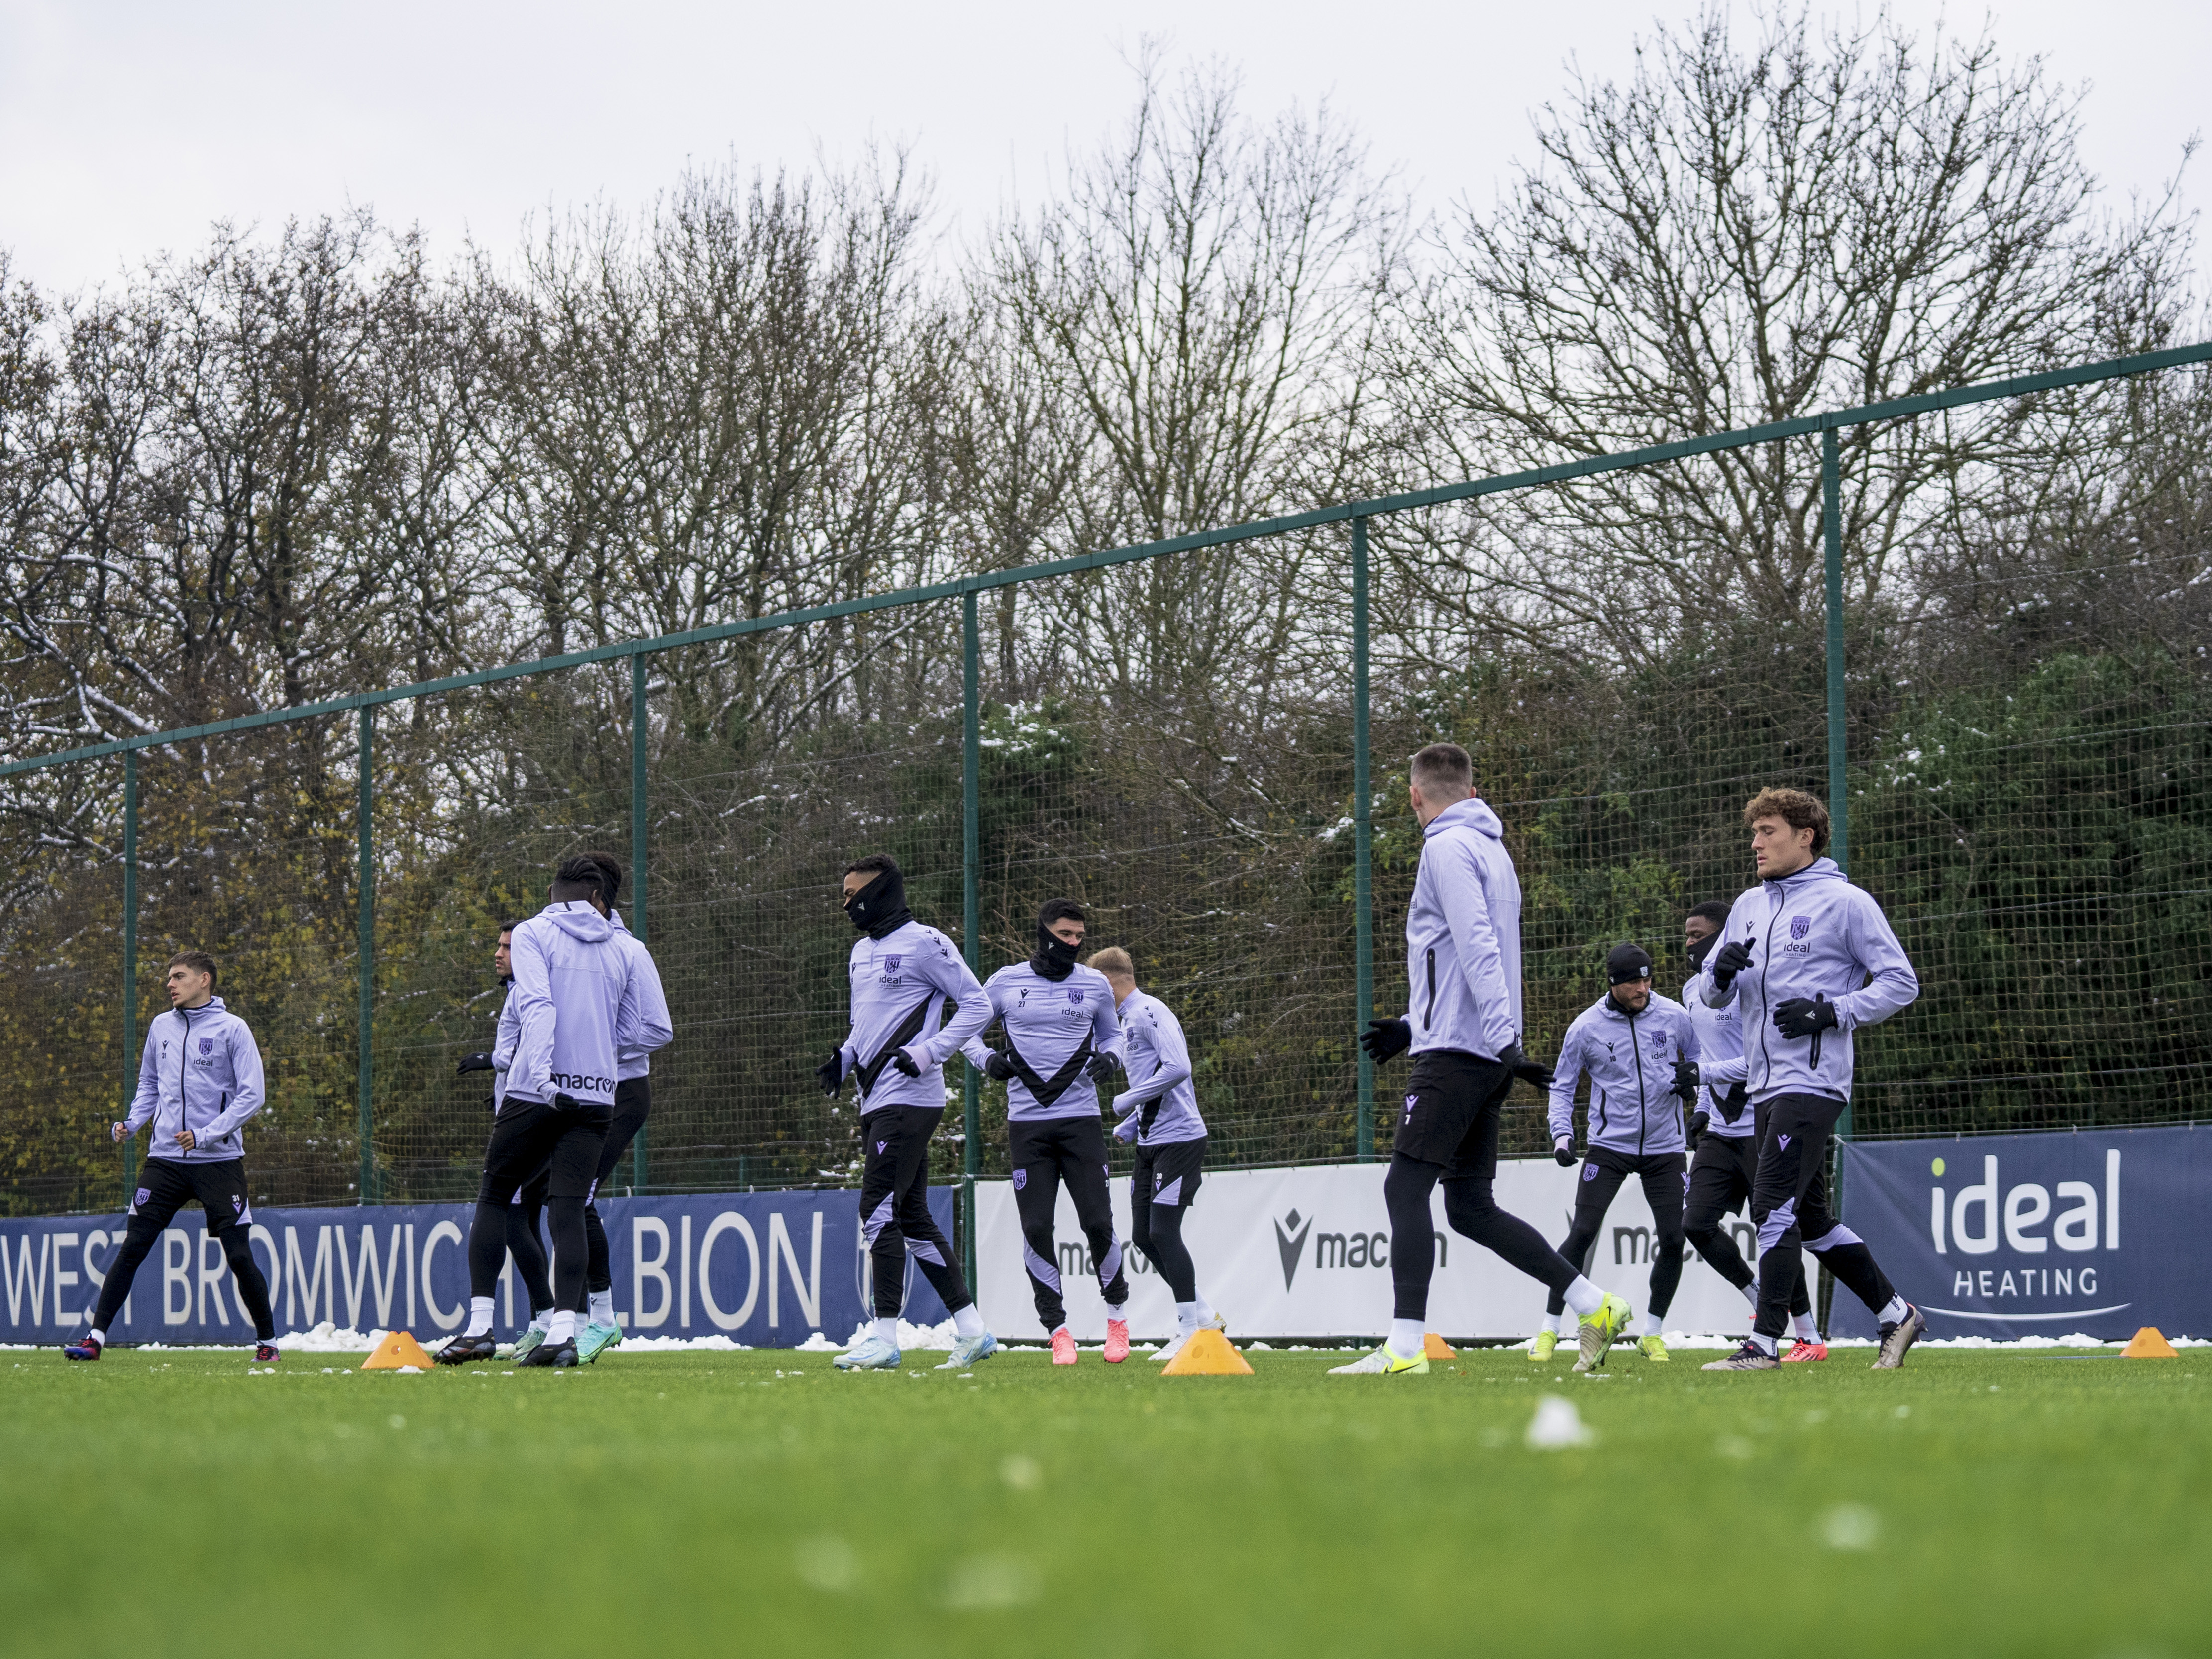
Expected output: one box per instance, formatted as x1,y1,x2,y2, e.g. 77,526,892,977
819,855,999,1373
1679,900,1823,1358
961,899,1128,1367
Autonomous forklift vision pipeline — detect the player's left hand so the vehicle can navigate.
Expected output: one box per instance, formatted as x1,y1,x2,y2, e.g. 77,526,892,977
1553,1137,1576,1167
176,1128,197,1151
1773,996,1838,1040
1686,1110,1708,1151
891,1047,922,1078
1112,1115,1139,1144
1083,1052,1117,1085
111,1121,129,1143
1670,1057,1701,1099
1500,1042,1554,1089
1360,1018,1411,1063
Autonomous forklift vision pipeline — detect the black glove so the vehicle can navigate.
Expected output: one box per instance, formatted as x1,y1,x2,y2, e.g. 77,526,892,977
1084,1052,1117,1085
816,1051,843,1096
456,1052,495,1074
890,1048,922,1078
1500,1042,1554,1089
1361,1018,1411,1063
552,1091,580,1111
1773,995,1839,1040
1718,1081,1747,1124
1686,1110,1708,1152
1553,1137,1576,1167
982,1051,1017,1082
1710,936,1754,991
1670,1057,1701,1100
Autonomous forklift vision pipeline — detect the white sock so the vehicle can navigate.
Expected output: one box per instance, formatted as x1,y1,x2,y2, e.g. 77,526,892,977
1193,1295,1217,1323
88,1327,106,1347
1633,1312,1662,1338
588,1290,615,1326
1562,1277,1604,1319
1108,1306,1129,1326
465,1296,494,1338
1175,1300,1200,1334
1387,1318,1425,1359
1542,1311,1568,1336
1750,1331,1779,1357
1792,1312,1821,1342
951,1303,985,1339
1051,1323,1071,1341
546,1309,576,1344
1740,1283,1760,1310
1878,1295,1909,1326
528,1307,552,1332
874,1317,900,1347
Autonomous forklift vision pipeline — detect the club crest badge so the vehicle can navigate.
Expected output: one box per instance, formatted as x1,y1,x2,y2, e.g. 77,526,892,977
1011,1169,1028,1191
134,1187,150,1208
1067,988,1083,1004
199,1038,215,1055
1582,1163,1600,1181
884,955,902,973
1791,915,1811,941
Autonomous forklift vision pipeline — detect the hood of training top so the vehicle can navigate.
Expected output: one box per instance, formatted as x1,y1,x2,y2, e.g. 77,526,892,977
505,900,638,1108
607,908,675,1082
839,918,990,1114
1548,989,1699,1157
962,960,1123,1120
1404,795,1522,1060
1111,987,1205,1147
1682,963,1751,1135
1701,857,1918,1107
122,996,267,1163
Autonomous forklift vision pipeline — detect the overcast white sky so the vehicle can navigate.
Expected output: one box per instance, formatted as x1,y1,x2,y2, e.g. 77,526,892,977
0,0,2203,293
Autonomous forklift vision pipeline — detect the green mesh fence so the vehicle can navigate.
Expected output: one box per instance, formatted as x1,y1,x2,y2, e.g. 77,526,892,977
4,352,2210,1216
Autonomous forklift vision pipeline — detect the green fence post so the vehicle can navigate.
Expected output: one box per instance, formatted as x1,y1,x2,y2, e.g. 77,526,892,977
121,749,138,1199
356,706,376,1204
1823,427,1852,1150
1823,426,1849,875
961,590,982,1285
631,649,649,1195
1353,516,1375,1162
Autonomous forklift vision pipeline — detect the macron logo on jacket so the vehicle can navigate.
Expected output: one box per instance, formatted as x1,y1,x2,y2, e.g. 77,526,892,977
124,996,267,1163
506,901,638,1108
1702,858,1919,1107
1404,796,1522,1061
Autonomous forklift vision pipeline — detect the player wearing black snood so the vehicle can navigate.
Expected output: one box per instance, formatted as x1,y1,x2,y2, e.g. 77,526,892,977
961,899,1127,1367
822,855,997,1373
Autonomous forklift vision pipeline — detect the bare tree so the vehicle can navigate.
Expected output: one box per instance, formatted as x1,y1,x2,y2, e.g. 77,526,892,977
1386,5,2194,668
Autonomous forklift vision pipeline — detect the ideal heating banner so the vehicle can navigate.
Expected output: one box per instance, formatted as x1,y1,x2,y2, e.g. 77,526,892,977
0,1188,951,1348
978,1156,1785,1341
1834,1125,2212,1342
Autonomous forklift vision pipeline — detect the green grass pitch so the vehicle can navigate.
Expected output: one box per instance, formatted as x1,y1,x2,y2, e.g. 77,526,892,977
4,1342,2205,1657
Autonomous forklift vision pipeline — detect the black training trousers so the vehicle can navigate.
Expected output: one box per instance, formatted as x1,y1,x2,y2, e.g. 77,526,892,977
1129,1137,1206,1303
857,1105,974,1321
91,1157,275,1342
1009,1115,1125,1332
1544,1147,1688,1319
583,1076,651,1295
506,1170,553,1318
1386,1051,1580,1323
1749,1092,1896,1342
468,1095,611,1313
1682,1114,1810,1320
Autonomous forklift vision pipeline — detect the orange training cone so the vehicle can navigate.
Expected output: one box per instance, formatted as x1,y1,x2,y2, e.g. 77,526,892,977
1423,1332,1459,1360
361,1330,438,1370
1161,1328,1254,1375
2122,1327,2179,1359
